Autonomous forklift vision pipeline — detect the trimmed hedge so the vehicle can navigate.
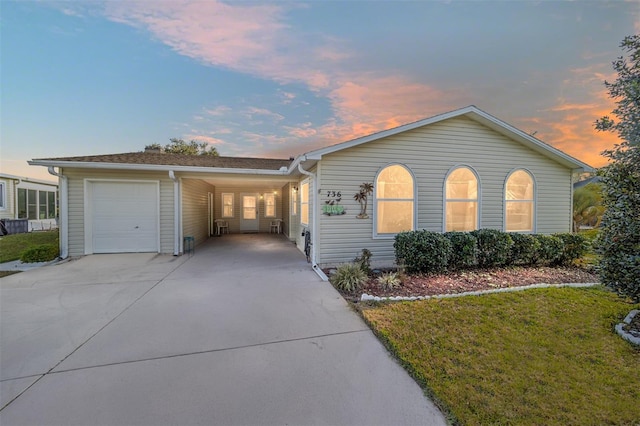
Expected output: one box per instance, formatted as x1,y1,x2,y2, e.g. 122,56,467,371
553,233,590,266
533,234,564,265
509,233,540,265
20,244,59,263
444,232,478,269
471,229,513,268
394,230,587,271
394,230,451,273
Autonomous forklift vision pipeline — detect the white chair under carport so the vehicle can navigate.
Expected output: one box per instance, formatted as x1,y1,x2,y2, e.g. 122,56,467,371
215,219,229,235
270,219,283,234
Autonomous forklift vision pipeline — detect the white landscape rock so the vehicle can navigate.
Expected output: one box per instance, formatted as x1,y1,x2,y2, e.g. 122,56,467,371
615,309,640,346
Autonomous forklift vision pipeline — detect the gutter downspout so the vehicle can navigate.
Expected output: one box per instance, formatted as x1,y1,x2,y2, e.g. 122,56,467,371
169,171,181,256
47,167,68,259
298,161,329,281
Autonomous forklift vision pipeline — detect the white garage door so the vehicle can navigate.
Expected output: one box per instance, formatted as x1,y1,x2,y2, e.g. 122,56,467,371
87,181,159,253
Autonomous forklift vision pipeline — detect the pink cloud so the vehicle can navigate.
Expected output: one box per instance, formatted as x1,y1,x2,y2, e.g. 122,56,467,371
95,1,453,152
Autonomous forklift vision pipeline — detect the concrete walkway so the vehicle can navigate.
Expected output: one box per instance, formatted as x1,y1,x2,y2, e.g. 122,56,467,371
0,234,447,425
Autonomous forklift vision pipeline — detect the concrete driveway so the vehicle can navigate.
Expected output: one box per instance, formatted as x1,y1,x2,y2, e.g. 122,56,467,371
0,234,447,425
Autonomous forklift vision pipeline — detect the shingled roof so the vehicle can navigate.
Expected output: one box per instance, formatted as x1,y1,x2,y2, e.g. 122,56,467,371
33,152,293,170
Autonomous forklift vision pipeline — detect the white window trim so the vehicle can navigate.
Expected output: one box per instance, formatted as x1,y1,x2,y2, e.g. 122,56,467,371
503,168,537,233
300,179,310,226
443,164,481,232
0,181,6,210
221,193,234,218
373,163,417,239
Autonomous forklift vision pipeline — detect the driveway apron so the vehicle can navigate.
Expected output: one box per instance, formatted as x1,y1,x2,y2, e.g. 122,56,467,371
0,234,447,425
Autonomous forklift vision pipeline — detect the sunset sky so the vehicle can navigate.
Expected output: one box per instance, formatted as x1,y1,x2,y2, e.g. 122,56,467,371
2,1,637,181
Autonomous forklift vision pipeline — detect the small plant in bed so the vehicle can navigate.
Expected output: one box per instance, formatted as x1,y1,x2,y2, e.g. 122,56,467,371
376,272,402,291
329,263,367,292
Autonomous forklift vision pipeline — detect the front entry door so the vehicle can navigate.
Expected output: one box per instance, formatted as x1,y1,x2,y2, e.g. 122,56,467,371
240,193,259,232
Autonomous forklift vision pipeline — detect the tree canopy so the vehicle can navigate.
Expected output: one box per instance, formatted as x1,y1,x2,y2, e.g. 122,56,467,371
595,35,640,302
145,138,219,156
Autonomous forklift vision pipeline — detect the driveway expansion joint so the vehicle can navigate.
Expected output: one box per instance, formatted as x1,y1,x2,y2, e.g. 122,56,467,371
49,328,372,375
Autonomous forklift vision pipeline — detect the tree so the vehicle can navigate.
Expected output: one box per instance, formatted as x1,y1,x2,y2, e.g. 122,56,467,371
145,138,219,156
594,35,640,302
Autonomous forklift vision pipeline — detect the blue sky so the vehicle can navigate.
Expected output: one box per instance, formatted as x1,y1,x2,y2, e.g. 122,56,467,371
1,1,637,181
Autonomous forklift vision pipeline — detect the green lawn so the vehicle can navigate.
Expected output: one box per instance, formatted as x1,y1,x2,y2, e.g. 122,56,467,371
0,230,59,263
362,287,640,425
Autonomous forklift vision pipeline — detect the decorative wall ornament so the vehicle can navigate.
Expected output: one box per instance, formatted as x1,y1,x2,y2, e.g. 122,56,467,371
354,182,374,219
323,191,345,215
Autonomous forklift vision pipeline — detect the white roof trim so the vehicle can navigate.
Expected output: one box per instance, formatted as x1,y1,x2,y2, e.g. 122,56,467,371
0,172,58,186
300,105,593,172
28,160,290,176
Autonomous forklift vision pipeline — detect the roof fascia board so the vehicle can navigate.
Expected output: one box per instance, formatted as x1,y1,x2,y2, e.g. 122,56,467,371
28,160,290,176
0,173,58,186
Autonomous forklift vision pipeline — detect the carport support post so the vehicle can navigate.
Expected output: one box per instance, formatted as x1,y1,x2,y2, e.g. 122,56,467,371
169,171,181,255
48,167,68,259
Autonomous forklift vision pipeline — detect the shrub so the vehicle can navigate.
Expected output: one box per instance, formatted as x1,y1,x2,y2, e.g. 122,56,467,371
377,272,402,291
20,244,59,263
353,249,372,275
329,263,368,292
594,35,640,302
598,252,640,302
553,233,590,266
394,230,451,273
533,235,564,265
444,232,478,269
471,229,513,268
508,233,540,265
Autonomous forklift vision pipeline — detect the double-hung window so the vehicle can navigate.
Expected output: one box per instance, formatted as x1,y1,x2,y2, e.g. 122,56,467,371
445,166,479,232
264,193,276,218
375,164,415,235
222,193,234,217
505,170,535,232
300,180,309,226
291,186,298,216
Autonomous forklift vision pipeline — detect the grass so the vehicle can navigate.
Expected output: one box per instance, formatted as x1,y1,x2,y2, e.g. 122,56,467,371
362,287,640,425
0,230,59,263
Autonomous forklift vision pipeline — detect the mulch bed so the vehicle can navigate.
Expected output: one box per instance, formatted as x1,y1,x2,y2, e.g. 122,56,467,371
333,266,599,302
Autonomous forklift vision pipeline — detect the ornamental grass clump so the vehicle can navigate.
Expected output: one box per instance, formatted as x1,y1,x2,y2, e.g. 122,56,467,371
329,263,368,292
377,272,402,291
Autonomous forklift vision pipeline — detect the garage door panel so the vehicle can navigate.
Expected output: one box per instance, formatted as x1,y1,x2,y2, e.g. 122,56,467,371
88,181,159,254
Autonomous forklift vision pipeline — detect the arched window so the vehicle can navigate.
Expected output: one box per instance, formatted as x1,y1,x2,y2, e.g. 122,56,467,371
505,169,535,232
445,166,479,232
375,164,415,235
